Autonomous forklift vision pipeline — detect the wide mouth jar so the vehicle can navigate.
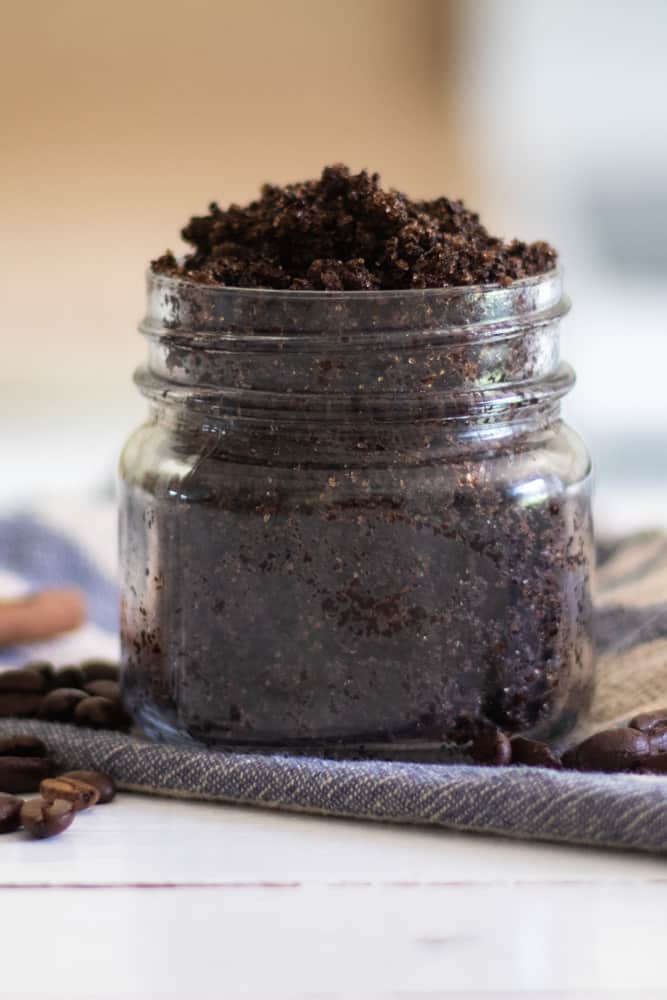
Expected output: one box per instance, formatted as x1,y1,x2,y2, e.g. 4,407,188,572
120,268,594,756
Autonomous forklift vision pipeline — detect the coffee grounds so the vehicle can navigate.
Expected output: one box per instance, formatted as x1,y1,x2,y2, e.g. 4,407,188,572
152,164,556,291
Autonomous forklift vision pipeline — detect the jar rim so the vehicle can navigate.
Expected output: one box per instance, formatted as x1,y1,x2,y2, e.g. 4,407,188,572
147,265,561,302
144,266,567,338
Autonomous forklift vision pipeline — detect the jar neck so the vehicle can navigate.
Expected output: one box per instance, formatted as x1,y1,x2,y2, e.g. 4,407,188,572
152,399,563,468
136,269,572,460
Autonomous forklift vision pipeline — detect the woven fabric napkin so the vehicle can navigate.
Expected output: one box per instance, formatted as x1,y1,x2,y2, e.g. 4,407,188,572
1,510,667,853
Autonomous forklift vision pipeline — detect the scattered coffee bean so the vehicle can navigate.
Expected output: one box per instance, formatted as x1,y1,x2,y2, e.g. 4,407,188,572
21,797,75,839
0,735,48,758
560,746,579,769
80,661,120,684
510,736,563,770
62,770,116,804
73,696,129,730
637,752,667,775
40,776,100,811
83,679,120,700
0,692,44,717
53,666,85,689
0,669,47,693
629,709,667,734
647,727,667,755
563,728,650,773
0,659,130,733
648,727,667,755
471,728,512,766
0,756,51,793
23,660,56,686
38,687,88,722
0,793,23,833
462,718,667,778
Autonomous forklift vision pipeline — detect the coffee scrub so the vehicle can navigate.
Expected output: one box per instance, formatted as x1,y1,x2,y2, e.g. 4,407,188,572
120,165,594,756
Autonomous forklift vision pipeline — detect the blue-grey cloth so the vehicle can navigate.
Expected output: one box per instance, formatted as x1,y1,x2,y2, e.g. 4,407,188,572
1,511,667,854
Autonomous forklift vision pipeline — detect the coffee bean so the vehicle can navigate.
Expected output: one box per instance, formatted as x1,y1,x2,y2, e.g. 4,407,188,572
53,666,85,690
0,669,47,693
0,692,44,717
646,726,667,756
564,728,650,773
40,776,100,811
0,756,51,793
73,696,130,730
560,746,579,769
0,793,23,833
629,709,667,734
0,735,48,758
23,660,56,686
21,797,75,839
38,687,87,721
62,770,116,803
471,728,512,766
510,736,562,770
80,661,120,684
83,680,120,700
637,752,667,775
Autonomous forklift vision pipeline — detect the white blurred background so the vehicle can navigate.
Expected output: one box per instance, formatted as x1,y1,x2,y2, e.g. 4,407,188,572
464,0,667,531
1,0,665,533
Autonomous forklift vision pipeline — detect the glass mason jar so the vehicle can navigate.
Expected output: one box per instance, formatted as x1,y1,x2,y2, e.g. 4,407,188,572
119,268,594,756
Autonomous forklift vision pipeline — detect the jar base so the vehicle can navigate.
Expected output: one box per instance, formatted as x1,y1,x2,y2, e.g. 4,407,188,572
130,699,587,763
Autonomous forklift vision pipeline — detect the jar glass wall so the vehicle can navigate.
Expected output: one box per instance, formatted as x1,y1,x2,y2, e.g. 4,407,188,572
119,270,594,756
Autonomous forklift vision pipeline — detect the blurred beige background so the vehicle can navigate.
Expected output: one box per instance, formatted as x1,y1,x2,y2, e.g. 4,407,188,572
0,0,469,395
1,0,665,527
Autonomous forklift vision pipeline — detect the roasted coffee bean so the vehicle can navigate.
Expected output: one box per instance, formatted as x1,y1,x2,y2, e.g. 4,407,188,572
73,696,130,730
647,727,667,756
38,687,87,721
0,669,47,693
629,709,667,734
23,660,56,686
0,692,44,717
560,746,579,769
0,735,48,758
21,797,75,839
471,728,512,766
510,736,562,770
40,776,100,811
564,728,650,773
61,770,116,804
0,793,23,833
637,752,667,775
80,661,120,684
53,666,85,690
83,680,120,700
0,756,51,793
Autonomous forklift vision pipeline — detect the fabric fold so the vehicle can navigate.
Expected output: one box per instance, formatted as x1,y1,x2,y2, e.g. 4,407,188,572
2,717,667,854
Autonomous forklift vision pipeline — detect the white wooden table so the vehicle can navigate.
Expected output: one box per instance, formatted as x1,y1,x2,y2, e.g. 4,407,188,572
1,791,665,997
